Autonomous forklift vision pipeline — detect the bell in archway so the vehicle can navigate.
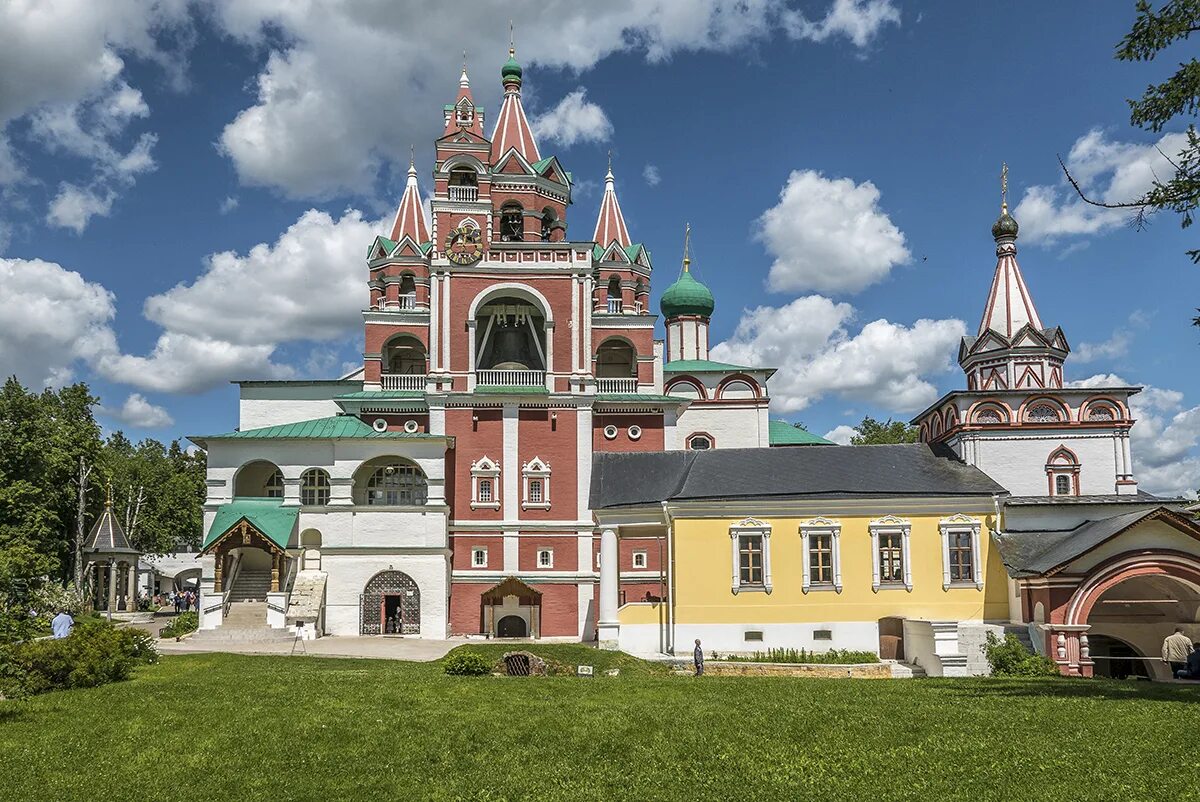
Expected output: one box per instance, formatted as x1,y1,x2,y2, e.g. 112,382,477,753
490,326,530,370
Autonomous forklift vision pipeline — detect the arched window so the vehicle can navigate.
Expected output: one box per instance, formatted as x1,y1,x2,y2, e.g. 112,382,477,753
384,335,427,376
720,380,757,400
688,434,713,450
973,407,1004,425
300,469,331,506
1026,403,1063,423
449,166,477,187
398,274,416,310
540,208,556,242
666,380,703,399
1087,404,1116,421
264,468,284,498
1055,474,1072,496
595,338,635,379
607,275,622,314
362,461,427,506
500,203,524,242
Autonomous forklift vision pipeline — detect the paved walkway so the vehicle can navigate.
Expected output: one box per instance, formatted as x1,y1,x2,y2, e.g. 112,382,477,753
157,634,461,662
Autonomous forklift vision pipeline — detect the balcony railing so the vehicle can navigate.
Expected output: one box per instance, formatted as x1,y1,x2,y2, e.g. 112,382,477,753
597,378,637,393
397,293,416,310
381,373,427,391
476,369,546,387
607,298,623,314
449,185,479,202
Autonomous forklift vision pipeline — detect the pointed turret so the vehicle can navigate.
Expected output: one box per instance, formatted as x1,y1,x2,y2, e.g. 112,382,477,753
662,225,715,362
593,156,631,248
389,151,430,244
444,54,484,137
490,44,541,163
959,165,1068,391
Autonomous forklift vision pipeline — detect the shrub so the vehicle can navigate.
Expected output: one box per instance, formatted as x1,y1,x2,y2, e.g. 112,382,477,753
0,619,157,698
160,612,198,639
717,647,879,665
983,632,1059,677
29,582,85,620
443,650,492,676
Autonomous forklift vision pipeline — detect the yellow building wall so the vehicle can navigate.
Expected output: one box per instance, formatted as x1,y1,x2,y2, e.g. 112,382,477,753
671,513,1010,626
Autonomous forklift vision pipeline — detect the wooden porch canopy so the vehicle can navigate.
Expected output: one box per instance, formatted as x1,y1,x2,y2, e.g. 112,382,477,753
201,498,298,594
481,576,542,605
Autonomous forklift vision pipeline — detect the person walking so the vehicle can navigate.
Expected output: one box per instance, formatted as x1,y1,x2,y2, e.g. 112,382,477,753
1162,627,1193,676
50,609,74,639
693,638,704,676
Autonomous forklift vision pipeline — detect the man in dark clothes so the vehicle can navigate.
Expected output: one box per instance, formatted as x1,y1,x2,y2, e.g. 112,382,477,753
693,638,704,676
1176,643,1200,679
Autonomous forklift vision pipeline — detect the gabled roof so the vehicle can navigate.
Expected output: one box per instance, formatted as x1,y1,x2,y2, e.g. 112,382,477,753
591,443,1004,509
202,498,299,551
84,499,137,555
593,164,631,248
191,415,442,443
994,507,1200,577
388,159,430,244
768,420,835,446
490,83,540,163
368,236,398,261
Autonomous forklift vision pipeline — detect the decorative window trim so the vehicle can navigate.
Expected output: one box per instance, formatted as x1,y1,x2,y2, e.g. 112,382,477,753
730,517,772,594
603,424,619,440
939,513,984,591
632,550,648,569
536,548,554,568
470,456,501,510
687,432,715,450
1045,445,1081,497
300,468,331,507
471,547,488,568
868,515,912,592
627,424,642,441
800,517,842,594
521,457,551,510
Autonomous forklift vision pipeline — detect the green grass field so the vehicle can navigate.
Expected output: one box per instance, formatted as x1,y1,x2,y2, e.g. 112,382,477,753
1,646,1197,801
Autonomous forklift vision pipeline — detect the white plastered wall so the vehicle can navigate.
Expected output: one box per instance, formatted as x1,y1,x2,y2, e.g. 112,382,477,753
238,385,354,430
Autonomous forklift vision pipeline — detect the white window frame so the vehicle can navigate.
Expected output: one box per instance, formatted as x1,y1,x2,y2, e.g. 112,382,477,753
868,515,913,592
729,517,771,594
537,548,554,569
800,517,842,594
939,513,984,591
471,547,488,568
469,456,501,510
632,550,648,569
521,457,551,510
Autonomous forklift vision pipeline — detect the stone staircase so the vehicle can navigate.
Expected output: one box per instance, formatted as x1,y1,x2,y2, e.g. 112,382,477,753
191,566,295,642
227,567,272,602
890,662,928,678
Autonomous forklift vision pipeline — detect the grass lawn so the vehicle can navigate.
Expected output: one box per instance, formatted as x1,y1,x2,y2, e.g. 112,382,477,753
1,646,1198,801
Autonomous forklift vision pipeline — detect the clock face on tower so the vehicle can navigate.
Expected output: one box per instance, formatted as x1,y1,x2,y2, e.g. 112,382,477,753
444,225,483,265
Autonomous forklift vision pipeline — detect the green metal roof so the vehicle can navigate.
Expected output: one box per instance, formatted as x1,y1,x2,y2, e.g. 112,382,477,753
203,498,298,550
595,393,684,403
591,241,646,264
769,420,835,446
664,359,759,373
193,415,440,441
473,385,550,395
532,156,553,173
334,391,425,400
420,241,434,254
660,269,714,319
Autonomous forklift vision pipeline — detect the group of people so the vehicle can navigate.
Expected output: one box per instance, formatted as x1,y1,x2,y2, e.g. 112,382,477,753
155,589,197,614
1162,628,1200,679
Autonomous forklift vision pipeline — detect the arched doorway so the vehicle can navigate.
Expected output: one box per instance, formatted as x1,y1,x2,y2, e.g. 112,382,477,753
497,615,528,638
1087,634,1151,680
360,570,421,635
234,460,284,498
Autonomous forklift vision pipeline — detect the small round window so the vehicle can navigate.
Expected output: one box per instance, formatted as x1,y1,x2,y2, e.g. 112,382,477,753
688,434,712,450
603,424,618,440
628,425,642,441
372,418,388,432
403,419,419,433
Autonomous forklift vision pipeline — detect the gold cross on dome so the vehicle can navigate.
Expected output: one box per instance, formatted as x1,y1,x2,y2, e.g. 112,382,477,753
1001,162,1009,212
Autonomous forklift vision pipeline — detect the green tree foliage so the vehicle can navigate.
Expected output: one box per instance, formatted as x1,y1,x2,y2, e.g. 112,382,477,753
982,632,1060,677
849,416,920,445
101,433,206,554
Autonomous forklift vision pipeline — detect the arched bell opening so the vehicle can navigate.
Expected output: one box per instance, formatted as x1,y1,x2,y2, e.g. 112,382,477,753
475,296,548,373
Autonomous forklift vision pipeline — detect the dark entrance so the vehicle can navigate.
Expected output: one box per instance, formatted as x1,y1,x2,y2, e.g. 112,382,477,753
497,615,528,638
360,570,420,635
383,595,407,634
878,616,905,660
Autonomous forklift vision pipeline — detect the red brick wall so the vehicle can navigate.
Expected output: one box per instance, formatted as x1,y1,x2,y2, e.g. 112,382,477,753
532,582,578,637
518,408,577,520
365,323,429,354
593,413,665,452
620,536,664,571
451,534,504,571
450,582,491,635
519,536,578,571
447,407,503,521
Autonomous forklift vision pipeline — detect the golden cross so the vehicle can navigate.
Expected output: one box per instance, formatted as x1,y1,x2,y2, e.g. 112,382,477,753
509,20,515,57
1001,162,1009,212
683,223,691,272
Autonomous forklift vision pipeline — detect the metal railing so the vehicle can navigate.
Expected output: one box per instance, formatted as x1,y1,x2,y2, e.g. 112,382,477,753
449,185,478,202
607,298,623,313
476,369,545,387
397,293,416,310
597,377,637,393
381,373,427,391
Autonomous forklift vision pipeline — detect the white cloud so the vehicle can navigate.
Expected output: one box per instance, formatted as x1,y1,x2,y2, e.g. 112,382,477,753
1013,129,1190,244
711,295,964,412
1073,311,1147,364
530,89,612,147
219,196,239,214
208,0,897,198
97,209,383,393
0,256,118,387
823,424,858,445
0,1,188,228
757,170,910,294
643,164,661,187
1071,373,1200,498
98,393,174,428
783,0,901,48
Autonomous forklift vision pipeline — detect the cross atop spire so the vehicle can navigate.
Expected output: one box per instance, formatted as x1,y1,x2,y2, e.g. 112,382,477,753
593,156,631,248
460,51,469,88
389,147,430,244
682,222,691,273
1001,161,1009,214
492,38,540,162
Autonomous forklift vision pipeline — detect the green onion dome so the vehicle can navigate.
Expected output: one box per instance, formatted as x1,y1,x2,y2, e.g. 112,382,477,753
501,52,522,82
660,269,715,318
992,208,1019,239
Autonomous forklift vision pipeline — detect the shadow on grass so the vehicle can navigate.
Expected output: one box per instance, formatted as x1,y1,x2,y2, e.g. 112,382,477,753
932,677,1198,704
0,705,25,723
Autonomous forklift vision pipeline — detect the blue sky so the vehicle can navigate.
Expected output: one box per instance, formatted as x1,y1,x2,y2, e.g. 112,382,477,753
2,1,1199,495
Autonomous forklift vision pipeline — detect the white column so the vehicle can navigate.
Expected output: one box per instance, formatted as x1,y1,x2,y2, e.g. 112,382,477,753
429,271,440,371
598,526,619,647
576,405,592,519
502,404,519,520
442,274,451,373
571,275,580,374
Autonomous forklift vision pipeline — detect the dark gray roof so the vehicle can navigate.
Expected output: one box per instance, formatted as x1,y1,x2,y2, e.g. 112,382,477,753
1004,491,1182,506
590,443,1005,509
84,503,138,555
994,506,1200,577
